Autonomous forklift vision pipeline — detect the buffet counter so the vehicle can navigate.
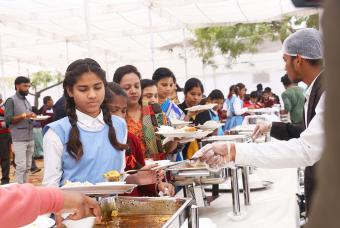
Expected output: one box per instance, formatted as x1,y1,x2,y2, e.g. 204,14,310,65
179,168,299,228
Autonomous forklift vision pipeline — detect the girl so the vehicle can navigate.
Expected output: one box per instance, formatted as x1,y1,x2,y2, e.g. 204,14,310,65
113,66,178,160
178,77,204,159
42,59,160,187
107,82,175,197
195,89,225,136
224,83,248,131
152,67,186,121
222,85,236,121
178,77,204,118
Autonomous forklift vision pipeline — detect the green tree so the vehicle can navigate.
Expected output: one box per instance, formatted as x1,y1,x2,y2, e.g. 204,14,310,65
30,71,63,107
192,14,319,67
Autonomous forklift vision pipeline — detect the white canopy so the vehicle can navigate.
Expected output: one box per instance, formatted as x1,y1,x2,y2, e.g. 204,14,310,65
0,0,317,77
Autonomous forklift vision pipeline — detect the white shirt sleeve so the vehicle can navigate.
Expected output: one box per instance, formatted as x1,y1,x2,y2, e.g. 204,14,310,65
233,97,248,115
222,101,228,111
42,128,63,187
120,123,128,173
235,93,325,168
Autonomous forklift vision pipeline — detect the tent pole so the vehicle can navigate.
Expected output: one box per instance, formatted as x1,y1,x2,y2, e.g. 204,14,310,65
83,0,92,57
65,39,70,65
17,59,21,75
104,51,109,80
148,4,155,71
0,31,4,77
182,28,188,80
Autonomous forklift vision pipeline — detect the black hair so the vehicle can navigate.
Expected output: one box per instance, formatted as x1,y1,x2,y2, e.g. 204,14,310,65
108,82,127,98
43,96,52,105
306,59,323,66
234,83,246,96
208,89,224,100
200,97,207,105
256,83,263,91
63,58,127,160
14,76,30,88
250,91,259,99
227,85,235,99
244,94,251,102
291,56,323,66
152,67,176,83
183,77,204,95
176,84,183,92
140,79,157,91
113,65,141,84
264,87,272,93
31,106,39,115
281,74,292,87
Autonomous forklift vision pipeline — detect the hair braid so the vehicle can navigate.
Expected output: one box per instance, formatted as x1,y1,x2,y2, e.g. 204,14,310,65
65,96,83,160
101,95,128,151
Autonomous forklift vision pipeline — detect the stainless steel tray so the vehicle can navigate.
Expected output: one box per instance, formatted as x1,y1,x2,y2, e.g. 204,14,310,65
95,196,193,228
166,162,227,186
60,183,137,196
202,135,251,143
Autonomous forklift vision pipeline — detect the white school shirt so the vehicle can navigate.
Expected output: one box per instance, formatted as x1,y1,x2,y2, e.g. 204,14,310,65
42,110,126,186
233,96,248,116
235,75,325,168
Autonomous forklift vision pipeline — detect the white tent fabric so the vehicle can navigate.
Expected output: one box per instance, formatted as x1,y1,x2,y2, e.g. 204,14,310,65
0,0,317,77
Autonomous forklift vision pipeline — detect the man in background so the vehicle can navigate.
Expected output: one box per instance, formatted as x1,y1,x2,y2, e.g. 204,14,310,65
281,74,305,123
5,76,37,183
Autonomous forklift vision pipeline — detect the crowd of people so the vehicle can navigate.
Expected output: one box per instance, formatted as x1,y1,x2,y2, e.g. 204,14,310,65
0,27,319,226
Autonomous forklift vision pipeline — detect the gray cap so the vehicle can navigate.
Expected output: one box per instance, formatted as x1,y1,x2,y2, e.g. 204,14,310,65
282,28,323,59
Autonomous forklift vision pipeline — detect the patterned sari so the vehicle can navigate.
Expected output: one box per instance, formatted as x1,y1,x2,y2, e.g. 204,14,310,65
126,104,168,160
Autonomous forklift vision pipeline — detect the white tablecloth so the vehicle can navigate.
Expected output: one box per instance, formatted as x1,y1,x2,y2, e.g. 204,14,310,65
180,168,299,228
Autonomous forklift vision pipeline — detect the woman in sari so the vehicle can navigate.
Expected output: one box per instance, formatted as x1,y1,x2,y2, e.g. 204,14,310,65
113,65,177,161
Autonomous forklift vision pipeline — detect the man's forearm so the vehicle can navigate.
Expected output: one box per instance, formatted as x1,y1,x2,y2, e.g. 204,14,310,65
10,113,27,124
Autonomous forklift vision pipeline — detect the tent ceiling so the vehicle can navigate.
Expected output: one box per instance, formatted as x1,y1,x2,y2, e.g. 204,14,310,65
0,0,317,74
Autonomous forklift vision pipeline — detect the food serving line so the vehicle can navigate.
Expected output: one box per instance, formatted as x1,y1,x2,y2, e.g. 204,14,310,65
46,106,298,228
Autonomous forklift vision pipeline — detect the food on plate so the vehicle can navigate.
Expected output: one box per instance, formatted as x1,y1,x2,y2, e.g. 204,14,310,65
63,180,93,187
170,118,190,125
157,125,175,132
183,126,197,132
111,209,119,217
104,170,121,182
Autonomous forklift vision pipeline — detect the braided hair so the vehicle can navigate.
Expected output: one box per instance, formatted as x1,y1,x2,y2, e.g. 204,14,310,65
63,58,127,160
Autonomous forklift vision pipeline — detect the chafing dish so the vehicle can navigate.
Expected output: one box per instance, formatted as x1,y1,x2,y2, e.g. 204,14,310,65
165,161,226,207
166,162,226,186
199,136,252,217
96,196,196,228
202,135,251,143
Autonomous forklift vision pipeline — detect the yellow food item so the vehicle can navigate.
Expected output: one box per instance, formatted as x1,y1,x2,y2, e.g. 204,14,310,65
183,126,197,132
103,170,121,182
111,209,119,217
